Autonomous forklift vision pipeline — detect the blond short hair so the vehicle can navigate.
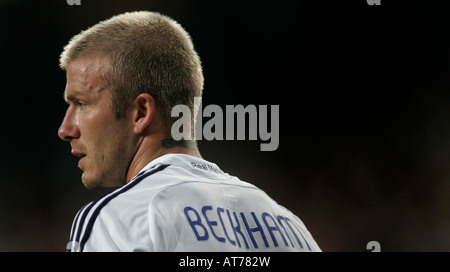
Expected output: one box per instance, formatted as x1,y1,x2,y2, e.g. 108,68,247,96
60,11,204,135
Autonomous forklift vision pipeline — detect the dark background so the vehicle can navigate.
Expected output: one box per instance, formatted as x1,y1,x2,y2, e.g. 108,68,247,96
0,0,450,251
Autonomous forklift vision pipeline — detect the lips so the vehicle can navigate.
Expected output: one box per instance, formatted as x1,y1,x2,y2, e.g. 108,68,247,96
71,150,87,167
71,150,86,158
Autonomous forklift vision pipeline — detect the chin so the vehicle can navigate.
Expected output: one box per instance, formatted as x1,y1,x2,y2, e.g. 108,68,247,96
81,173,103,190
81,172,126,189
81,179,100,190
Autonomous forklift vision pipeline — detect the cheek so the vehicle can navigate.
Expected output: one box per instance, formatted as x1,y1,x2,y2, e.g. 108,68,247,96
89,123,132,168
79,109,116,147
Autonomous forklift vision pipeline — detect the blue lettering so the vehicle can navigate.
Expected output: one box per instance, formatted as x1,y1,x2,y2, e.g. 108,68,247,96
217,207,236,246
278,216,312,250
276,216,295,247
241,212,269,248
227,210,249,248
184,206,209,241
202,206,225,243
183,205,312,251
290,219,312,251
262,212,288,247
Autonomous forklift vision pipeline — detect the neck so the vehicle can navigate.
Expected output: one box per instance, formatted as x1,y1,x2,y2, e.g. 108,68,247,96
126,137,201,182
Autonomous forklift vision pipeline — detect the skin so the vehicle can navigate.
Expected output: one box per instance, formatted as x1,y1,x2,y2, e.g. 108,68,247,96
58,55,200,189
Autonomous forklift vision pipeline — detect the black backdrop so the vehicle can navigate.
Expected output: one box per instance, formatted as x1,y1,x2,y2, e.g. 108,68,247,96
0,0,450,251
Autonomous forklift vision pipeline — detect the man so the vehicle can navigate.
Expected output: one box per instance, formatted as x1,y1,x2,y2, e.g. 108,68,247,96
59,11,321,252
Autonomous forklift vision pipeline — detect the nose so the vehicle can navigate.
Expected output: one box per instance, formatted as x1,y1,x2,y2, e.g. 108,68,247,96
58,107,80,141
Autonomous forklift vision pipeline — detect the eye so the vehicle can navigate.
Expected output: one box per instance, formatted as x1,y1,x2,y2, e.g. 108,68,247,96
76,101,87,107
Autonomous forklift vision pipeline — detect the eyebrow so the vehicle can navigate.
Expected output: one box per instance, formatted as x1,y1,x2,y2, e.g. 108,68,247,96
63,91,84,103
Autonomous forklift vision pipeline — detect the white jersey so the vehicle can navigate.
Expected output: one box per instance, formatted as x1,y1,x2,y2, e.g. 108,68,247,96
66,154,321,252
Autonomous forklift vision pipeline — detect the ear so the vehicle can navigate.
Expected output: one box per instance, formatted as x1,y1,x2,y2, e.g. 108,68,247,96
131,93,155,134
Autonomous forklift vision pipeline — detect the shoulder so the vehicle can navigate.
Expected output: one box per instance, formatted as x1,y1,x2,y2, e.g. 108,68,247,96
67,163,171,252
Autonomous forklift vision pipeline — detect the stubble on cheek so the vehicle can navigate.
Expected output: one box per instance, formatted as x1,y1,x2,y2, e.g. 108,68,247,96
87,143,132,189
